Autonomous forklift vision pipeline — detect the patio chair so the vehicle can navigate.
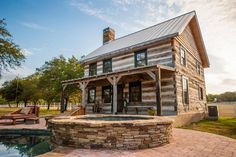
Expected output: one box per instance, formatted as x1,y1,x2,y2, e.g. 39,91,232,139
44,105,86,126
0,106,39,125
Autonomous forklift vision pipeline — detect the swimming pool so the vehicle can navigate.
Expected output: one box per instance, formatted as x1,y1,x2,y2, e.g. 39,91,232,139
0,135,52,157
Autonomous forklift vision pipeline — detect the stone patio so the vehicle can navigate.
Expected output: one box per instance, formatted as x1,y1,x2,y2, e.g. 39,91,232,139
0,118,236,157
0,118,46,129
38,128,236,157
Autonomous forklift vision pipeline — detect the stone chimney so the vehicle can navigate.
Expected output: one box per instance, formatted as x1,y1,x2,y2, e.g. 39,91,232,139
103,27,115,44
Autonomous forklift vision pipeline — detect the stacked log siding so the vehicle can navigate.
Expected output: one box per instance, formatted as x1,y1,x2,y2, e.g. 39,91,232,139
174,24,207,114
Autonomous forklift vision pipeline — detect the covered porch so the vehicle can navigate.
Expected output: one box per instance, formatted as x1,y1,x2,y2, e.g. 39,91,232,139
61,65,176,116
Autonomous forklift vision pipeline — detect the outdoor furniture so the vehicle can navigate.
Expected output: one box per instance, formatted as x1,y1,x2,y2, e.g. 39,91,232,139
92,101,103,113
45,106,86,126
127,106,155,114
25,117,40,124
0,106,40,125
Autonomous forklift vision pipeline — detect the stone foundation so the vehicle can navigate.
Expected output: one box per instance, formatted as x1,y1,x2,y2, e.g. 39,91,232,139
48,115,173,150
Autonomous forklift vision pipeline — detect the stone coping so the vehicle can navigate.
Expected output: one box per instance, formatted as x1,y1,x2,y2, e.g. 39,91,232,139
49,114,173,127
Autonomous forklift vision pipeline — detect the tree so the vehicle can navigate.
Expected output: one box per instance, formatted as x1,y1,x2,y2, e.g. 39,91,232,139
62,56,84,110
207,91,236,102
37,55,83,110
20,76,41,106
0,19,25,76
0,77,23,107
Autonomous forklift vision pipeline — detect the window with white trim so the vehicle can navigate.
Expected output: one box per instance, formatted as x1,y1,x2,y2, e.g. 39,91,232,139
182,77,189,104
196,60,201,75
180,46,186,66
198,86,203,100
88,88,96,103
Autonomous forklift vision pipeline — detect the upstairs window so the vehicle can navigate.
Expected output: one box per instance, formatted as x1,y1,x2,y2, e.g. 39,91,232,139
198,86,203,100
182,77,189,104
129,81,141,102
89,63,97,76
88,88,96,103
180,46,186,66
135,49,147,67
103,59,112,73
196,60,201,75
102,86,112,103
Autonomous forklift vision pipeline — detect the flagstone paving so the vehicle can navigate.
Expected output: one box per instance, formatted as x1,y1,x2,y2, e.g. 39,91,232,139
1,118,235,157
38,128,236,157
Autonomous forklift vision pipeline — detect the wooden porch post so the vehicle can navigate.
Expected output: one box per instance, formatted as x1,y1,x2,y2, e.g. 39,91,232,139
113,80,117,114
60,84,67,113
79,81,89,107
155,67,162,116
107,76,122,114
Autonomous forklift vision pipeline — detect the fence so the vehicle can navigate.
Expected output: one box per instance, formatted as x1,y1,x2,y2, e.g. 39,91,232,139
0,103,79,110
208,102,236,117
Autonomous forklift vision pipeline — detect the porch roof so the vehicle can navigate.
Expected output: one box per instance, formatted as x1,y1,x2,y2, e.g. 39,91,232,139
62,64,175,86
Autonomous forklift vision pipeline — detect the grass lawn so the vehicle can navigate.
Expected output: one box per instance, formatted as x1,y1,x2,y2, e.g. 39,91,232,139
182,117,236,139
0,107,62,117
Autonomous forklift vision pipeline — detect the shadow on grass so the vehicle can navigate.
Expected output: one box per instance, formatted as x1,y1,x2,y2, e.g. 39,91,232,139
181,117,236,139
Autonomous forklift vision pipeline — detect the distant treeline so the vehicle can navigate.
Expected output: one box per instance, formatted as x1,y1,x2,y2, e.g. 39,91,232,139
207,91,236,102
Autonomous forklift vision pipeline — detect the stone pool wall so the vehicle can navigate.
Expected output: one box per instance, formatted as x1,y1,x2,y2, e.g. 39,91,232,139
48,115,173,150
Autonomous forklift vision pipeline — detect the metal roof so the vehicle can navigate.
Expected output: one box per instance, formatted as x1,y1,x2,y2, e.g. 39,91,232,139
82,11,196,62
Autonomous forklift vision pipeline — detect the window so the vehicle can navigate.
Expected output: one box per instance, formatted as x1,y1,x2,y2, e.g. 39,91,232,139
182,77,189,104
103,59,112,73
102,86,112,103
129,81,141,102
180,46,186,66
198,86,203,100
135,50,147,67
88,88,96,103
196,60,201,75
89,63,97,76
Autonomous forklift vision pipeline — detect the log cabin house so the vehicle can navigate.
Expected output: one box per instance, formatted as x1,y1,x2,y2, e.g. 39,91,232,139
61,11,210,123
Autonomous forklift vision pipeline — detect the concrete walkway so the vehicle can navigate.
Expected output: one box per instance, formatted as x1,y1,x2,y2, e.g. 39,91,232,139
38,128,236,157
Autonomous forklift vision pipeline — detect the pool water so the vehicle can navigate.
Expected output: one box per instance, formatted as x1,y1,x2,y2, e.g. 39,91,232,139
79,116,153,121
0,135,52,157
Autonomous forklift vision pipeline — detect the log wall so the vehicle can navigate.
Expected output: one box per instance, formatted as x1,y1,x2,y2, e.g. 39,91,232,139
84,43,173,77
174,24,207,114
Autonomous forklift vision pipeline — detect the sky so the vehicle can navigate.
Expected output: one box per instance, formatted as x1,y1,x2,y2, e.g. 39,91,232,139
0,0,236,94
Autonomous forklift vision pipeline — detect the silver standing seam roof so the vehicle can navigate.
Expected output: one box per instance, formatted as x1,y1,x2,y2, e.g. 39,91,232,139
82,11,196,62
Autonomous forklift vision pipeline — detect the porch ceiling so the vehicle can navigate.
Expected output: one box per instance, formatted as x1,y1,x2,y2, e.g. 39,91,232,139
62,64,175,86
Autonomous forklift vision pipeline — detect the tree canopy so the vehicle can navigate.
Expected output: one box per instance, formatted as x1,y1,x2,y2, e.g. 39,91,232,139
207,92,236,102
0,55,84,109
0,77,23,106
36,55,83,109
0,19,25,76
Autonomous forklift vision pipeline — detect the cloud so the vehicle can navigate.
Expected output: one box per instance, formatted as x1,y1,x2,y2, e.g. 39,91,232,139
21,22,53,32
22,49,33,56
69,0,114,24
69,0,142,31
0,66,35,86
222,79,236,87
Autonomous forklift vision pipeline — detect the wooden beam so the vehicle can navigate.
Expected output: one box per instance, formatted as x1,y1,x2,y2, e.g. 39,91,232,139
113,82,117,114
146,71,156,80
155,67,162,116
79,81,89,107
60,84,67,113
107,76,119,114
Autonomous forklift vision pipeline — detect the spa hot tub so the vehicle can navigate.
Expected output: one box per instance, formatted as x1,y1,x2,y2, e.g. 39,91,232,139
48,115,173,150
